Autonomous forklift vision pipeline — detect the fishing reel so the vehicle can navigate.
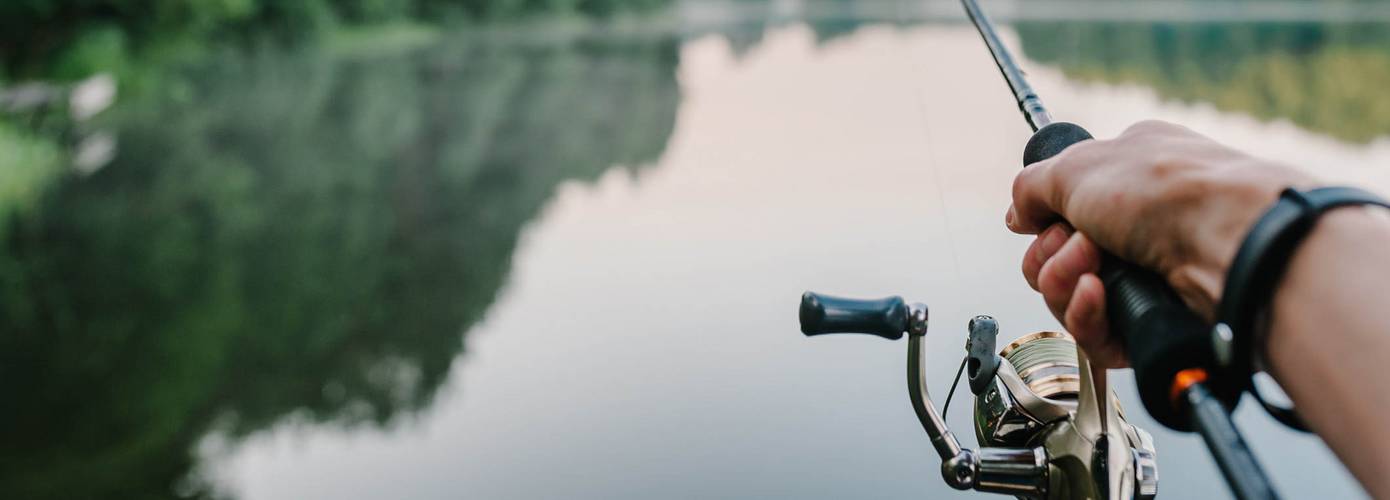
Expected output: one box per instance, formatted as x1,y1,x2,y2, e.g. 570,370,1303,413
800,292,1158,499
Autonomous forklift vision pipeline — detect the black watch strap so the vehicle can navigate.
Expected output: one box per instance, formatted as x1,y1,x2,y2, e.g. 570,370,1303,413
1216,186,1390,431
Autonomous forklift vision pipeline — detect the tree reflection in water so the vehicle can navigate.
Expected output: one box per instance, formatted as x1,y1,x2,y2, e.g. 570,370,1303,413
1017,21,1390,143
0,33,679,499
4,9,1389,499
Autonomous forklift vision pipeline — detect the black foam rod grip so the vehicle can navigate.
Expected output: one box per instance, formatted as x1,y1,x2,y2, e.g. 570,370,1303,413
1023,122,1096,166
1098,256,1222,431
1023,122,1230,431
799,292,907,340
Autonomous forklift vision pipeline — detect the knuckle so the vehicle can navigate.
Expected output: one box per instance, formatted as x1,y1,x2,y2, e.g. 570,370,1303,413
1012,163,1044,203
1051,137,1095,163
1157,165,1216,200
1022,258,1040,291
1048,138,1107,181
1121,119,1176,138
1037,258,1065,298
1074,234,1101,269
1147,155,1189,179
1011,167,1030,197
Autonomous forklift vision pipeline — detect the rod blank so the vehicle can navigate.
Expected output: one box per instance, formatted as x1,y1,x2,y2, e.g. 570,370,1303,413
958,0,1052,131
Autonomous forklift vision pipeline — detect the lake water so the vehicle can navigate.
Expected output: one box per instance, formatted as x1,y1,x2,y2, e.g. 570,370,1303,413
5,4,1390,499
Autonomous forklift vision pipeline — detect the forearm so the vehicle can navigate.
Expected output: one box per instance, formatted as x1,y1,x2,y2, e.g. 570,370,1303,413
1267,207,1390,497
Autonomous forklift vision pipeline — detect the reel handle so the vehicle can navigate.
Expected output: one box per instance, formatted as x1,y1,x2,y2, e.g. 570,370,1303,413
1024,122,1232,431
799,292,908,340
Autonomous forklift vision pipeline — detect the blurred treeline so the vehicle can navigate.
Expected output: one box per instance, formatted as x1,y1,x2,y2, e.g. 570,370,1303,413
0,0,668,80
0,2,680,499
0,30,679,499
1018,22,1390,143
0,0,670,270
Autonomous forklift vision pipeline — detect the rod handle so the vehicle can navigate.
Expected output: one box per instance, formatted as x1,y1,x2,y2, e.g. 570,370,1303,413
1023,122,1235,430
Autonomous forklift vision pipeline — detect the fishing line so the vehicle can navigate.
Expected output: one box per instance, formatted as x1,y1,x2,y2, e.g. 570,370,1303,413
891,4,965,285
888,0,973,440
941,355,968,418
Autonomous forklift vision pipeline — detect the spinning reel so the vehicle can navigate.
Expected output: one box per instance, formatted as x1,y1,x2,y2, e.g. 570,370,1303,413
800,292,1158,499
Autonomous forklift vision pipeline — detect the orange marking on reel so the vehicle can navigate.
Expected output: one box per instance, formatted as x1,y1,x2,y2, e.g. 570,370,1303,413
1169,368,1209,407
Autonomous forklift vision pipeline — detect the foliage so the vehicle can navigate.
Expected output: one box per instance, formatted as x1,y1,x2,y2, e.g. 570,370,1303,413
0,31,679,499
0,122,64,235
0,0,670,79
1017,22,1390,143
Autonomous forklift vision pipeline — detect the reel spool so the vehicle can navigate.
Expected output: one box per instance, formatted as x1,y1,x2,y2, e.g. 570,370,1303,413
974,331,1084,448
1002,332,1080,401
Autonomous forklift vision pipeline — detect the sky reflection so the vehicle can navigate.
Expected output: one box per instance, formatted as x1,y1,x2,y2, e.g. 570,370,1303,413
212,24,1382,499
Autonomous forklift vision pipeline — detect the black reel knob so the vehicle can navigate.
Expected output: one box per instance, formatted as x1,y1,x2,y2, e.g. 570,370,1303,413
799,291,908,340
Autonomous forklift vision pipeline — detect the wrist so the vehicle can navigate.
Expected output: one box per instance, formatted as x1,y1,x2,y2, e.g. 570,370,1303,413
1166,165,1317,319
1266,206,1390,376
1260,204,1390,489
1204,187,1390,430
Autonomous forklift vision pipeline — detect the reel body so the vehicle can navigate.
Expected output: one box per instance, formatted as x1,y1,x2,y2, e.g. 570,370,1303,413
976,332,1081,448
973,330,1158,499
801,292,1158,499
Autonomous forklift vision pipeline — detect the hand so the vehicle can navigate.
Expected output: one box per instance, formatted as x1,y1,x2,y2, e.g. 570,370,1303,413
1007,120,1316,368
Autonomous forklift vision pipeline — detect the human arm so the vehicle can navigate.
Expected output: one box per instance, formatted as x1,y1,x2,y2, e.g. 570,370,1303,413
1008,120,1390,496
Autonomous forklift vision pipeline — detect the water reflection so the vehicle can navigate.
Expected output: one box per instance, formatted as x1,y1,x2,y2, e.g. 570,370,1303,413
217,23,1380,500
1017,21,1390,142
0,33,679,499
4,5,1390,500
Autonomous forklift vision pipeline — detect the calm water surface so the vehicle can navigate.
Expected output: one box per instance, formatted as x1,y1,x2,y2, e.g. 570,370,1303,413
6,8,1390,500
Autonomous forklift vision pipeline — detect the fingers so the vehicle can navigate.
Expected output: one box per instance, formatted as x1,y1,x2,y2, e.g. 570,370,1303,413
1008,120,1194,369
1007,120,1195,236
1065,273,1127,368
1006,144,1089,236
1022,223,1073,291
1006,160,1061,235
1037,231,1101,320
1031,231,1128,368
1007,145,1097,235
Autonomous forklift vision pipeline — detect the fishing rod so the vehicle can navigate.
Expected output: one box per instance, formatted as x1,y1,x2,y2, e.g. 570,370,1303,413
795,0,1285,499
958,0,1279,497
